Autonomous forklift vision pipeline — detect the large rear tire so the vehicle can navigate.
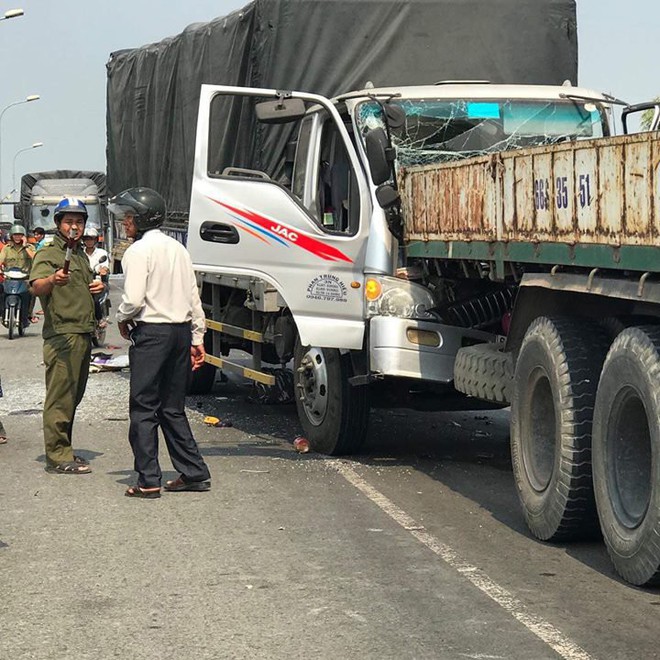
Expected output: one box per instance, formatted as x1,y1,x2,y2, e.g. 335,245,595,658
294,340,369,455
510,317,610,541
592,327,660,586
8,307,16,340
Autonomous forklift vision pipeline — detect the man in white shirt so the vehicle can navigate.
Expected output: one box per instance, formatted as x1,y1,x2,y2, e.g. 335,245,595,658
109,187,210,499
81,227,109,275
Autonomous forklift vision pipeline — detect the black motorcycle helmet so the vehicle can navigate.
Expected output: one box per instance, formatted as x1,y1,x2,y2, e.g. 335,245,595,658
108,187,166,232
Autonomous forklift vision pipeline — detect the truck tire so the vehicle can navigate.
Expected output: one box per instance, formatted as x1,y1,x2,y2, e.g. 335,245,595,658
294,340,369,455
454,343,513,404
510,317,610,541
592,327,660,586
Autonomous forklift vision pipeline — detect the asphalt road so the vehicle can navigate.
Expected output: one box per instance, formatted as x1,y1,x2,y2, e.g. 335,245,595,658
0,278,658,660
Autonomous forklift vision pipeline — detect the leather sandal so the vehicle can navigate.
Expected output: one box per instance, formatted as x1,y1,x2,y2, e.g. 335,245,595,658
125,485,161,499
45,461,92,475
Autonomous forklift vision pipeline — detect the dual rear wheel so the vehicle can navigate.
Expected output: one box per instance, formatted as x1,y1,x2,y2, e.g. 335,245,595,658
511,317,660,586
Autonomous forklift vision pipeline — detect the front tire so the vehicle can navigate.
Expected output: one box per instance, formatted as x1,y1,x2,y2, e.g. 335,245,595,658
592,327,660,586
510,317,609,541
294,340,369,455
8,307,16,340
92,326,106,348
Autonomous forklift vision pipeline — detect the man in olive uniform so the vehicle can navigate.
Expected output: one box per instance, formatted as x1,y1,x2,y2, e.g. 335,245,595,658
0,224,35,327
30,198,105,474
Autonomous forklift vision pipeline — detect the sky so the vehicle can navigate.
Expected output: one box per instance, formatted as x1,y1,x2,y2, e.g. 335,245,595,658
0,0,658,216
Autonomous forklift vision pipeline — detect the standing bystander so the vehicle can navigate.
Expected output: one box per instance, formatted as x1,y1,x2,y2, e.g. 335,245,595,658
110,187,210,499
29,198,105,474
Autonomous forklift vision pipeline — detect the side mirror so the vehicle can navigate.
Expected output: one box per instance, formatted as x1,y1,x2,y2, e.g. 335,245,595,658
384,104,406,130
13,204,22,220
375,184,400,209
255,98,306,124
621,101,660,134
365,128,396,185
285,140,297,163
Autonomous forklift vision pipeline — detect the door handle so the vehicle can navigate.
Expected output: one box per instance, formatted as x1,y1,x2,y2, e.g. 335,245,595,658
200,222,239,244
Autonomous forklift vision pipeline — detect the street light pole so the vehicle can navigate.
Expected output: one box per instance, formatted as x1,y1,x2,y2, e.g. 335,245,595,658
0,94,40,203
0,9,24,21
12,142,43,199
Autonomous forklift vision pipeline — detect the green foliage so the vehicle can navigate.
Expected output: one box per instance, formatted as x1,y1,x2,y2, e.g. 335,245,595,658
640,97,660,131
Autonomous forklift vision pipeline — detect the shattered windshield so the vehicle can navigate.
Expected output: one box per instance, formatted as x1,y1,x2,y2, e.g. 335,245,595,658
355,98,608,167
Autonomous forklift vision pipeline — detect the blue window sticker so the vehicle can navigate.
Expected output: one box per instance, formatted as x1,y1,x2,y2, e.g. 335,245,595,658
467,102,500,119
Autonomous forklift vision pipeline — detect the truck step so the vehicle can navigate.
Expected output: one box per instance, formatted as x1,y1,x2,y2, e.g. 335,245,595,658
206,319,264,343
205,354,275,386
454,343,513,405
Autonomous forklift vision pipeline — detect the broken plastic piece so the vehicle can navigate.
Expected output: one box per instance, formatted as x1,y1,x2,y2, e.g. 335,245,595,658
293,436,310,453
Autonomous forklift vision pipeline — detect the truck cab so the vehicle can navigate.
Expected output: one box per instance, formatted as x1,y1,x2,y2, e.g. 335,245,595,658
187,82,614,452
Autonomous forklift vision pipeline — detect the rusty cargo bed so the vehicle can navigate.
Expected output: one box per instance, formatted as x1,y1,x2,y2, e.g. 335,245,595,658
401,131,660,274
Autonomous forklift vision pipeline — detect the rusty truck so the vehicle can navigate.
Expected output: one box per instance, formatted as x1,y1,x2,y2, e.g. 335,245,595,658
186,81,660,587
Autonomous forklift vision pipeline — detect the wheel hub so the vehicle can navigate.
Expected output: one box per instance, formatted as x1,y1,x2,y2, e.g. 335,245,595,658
297,348,328,426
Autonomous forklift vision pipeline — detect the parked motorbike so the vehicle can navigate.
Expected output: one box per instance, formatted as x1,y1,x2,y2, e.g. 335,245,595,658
2,268,30,340
92,256,111,347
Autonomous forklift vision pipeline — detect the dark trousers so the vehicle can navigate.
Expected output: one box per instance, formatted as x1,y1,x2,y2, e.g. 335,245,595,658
128,322,210,488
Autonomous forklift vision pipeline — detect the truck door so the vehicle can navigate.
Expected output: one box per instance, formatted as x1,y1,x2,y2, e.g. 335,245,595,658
188,85,372,350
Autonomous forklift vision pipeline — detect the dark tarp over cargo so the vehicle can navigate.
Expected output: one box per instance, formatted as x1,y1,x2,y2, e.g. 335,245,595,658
106,0,577,222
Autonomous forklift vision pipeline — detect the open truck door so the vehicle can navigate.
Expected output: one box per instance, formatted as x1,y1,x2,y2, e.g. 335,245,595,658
187,85,372,351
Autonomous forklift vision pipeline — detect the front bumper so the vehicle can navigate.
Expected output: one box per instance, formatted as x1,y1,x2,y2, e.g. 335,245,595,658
369,316,494,383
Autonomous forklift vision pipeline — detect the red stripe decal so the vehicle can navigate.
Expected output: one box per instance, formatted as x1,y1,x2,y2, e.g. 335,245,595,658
210,198,353,263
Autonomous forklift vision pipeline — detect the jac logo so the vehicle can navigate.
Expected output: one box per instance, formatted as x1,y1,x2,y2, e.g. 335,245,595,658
271,225,298,242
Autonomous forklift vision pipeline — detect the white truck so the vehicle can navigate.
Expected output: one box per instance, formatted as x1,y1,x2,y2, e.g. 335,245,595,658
187,82,660,587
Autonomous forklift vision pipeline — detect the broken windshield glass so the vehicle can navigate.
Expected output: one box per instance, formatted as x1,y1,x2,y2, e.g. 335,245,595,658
355,98,608,168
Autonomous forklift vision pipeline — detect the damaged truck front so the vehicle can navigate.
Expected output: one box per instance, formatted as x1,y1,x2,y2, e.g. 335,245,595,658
187,81,660,588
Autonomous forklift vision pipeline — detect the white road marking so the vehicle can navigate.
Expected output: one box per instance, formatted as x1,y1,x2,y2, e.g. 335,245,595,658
330,460,593,660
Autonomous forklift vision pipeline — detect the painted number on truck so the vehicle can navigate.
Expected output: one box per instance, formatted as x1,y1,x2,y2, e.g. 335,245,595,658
578,174,592,208
534,178,550,210
535,175,593,211
556,177,569,209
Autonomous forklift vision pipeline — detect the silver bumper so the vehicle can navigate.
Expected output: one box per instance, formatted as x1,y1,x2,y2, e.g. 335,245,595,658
369,316,494,383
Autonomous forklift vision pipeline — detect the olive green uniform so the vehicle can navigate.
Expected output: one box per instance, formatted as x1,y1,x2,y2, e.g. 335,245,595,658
30,234,96,467
0,242,35,271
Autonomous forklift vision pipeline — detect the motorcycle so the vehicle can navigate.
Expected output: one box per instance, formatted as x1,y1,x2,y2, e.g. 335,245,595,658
92,256,111,347
1,268,30,340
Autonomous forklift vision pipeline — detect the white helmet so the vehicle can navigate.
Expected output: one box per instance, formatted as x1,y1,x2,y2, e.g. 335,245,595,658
82,227,99,239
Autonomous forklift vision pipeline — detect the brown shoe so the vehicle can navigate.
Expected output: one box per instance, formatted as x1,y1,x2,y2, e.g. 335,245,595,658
125,485,161,499
164,477,210,492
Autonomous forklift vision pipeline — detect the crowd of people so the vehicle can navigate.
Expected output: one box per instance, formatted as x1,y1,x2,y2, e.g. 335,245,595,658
0,188,211,498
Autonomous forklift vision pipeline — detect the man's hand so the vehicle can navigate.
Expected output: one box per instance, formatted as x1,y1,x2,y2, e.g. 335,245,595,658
118,320,135,340
89,279,105,295
51,269,70,287
191,344,206,371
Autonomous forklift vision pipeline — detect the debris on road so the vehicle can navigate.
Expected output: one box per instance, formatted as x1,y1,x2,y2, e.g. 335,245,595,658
293,436,310,453
204,415,233,428
90,353,129,372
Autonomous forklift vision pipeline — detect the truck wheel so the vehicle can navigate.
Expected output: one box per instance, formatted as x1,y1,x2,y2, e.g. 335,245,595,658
8,307,15,340
454,343,513,404
592,327,660,586
294,340,369,455
510,317,610,541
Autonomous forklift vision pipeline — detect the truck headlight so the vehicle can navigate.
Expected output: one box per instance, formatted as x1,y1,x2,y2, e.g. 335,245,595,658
365,276,434,320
